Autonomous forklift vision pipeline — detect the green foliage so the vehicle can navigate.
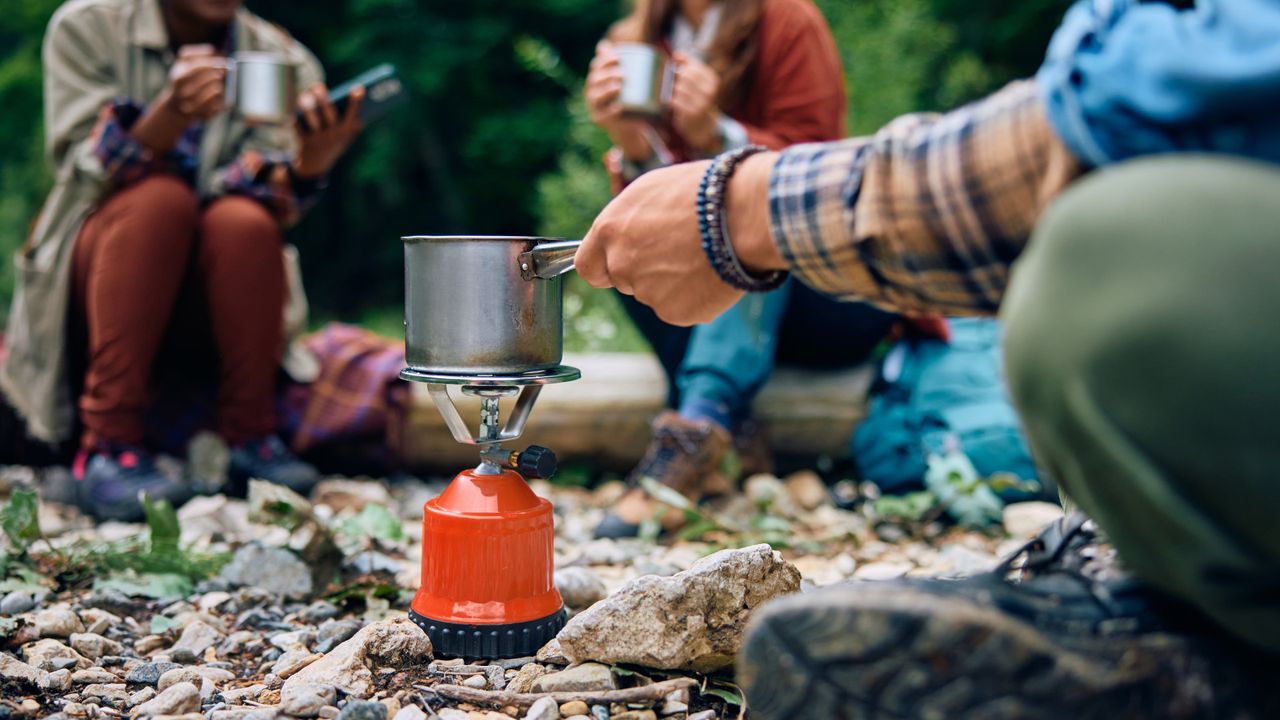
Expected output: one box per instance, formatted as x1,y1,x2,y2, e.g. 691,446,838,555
335,503,406,541
0,0,1069,334
0,488,41,555
0,487,224,593
142,494,181,555
93,572,193,601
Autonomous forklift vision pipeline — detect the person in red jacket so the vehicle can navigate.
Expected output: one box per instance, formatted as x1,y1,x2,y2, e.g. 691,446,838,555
584,0,899,538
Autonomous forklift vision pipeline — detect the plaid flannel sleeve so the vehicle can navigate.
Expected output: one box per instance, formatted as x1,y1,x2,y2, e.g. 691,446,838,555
215,150,326,227
90,100,159,186
768,80,1083,315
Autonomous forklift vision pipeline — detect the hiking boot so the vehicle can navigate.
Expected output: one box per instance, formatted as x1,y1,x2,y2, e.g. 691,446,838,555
74,445,192,522
733,418,775,479
594,411,731,539
739,513,1280,719
228,435,320,497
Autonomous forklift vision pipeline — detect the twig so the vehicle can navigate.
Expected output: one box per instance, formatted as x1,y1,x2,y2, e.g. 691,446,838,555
425,677,697,708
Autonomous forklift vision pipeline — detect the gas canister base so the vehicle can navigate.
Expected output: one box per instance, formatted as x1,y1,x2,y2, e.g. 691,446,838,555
409,607,567,659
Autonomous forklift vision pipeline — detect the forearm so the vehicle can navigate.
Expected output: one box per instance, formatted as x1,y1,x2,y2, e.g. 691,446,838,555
129,90,189,154
733,80,1083,316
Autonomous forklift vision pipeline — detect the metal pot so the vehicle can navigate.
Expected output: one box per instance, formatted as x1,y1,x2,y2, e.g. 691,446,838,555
224,51,298,125
403,236,581,375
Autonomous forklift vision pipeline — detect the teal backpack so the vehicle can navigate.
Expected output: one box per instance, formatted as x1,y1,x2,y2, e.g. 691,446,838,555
850,317,1044,501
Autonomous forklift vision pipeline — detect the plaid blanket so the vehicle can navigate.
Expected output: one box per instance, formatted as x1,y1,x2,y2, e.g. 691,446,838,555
280,323,409,456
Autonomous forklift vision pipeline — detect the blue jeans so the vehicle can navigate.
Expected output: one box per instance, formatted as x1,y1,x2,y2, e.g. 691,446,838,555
620,281,898,427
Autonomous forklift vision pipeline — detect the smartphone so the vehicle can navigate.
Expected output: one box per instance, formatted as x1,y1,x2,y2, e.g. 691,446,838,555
304,64,407,126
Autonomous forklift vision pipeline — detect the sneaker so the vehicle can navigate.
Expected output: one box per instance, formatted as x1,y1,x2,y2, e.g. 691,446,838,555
739,514,1280,719
228,435,320,497
74,445,192,522
594,411,732,539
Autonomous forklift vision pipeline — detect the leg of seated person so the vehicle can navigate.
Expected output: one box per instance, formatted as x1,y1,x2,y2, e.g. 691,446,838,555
677,283,793,429
737,155,1280,720
774,281,899,369
196,195,285,446
616,292,692,409
72,174,199,448
1003,154,1280,651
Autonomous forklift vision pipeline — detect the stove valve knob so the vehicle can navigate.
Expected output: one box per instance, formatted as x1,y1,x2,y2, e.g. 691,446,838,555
516,445,558,480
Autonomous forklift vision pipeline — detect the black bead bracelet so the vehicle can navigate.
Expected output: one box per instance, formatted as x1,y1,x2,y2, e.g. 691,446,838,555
697,145,789,292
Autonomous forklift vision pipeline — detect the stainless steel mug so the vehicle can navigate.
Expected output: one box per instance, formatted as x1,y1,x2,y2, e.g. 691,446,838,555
615,43,674,117
402,236,582,375
224,52,298,125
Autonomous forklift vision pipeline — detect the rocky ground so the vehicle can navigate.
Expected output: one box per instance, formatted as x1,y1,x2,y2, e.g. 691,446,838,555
0,464,1065,720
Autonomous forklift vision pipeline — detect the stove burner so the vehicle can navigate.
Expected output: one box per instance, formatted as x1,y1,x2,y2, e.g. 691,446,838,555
399,365,581,387
401,362,578,658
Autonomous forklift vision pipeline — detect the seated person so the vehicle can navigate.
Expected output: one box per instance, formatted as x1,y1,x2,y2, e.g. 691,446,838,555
2,0,363,520
583,0,899,537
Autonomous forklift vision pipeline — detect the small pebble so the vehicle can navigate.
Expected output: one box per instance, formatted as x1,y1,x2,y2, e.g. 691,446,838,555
127,687,157,707
0,591,35,615
559,701,588,716
336,699,388,720
461,674,488,689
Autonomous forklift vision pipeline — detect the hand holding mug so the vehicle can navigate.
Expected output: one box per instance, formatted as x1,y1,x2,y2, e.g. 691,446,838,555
131,44,226,152
164,44,229,122
292,83,364,179
585,41,651,161
670,51,721,152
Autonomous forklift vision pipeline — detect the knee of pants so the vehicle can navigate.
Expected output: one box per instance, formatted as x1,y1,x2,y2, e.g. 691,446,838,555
1004,155,1280,421
199,196,283,263
1003,154,1280,508
131,172,200,220
114,174,201,233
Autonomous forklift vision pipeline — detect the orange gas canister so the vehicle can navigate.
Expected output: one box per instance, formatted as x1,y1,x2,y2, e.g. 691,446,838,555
409,465,566,658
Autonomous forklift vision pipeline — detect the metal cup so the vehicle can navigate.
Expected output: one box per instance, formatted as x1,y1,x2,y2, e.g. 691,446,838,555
614,43,674,117
224,52,297,125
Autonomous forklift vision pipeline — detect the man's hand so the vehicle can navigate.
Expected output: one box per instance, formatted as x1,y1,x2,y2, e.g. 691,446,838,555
585,41,653,162
292,83,364,180
133,44,226,152
670,52,721,152
577,153,785,326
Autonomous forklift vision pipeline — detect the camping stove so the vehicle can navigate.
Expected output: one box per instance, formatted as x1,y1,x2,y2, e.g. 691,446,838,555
401,365,579,658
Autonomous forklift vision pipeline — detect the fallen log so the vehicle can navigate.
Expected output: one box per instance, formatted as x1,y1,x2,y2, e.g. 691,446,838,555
420,676,698,708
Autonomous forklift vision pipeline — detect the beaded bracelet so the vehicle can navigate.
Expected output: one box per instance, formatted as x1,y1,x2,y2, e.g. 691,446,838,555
697,145,789,292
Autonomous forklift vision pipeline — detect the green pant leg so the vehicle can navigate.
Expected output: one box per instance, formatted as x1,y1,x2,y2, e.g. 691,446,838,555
1001,155,1280,652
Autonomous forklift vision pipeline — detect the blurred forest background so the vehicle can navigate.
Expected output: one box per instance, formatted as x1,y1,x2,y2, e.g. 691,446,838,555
0,0,1070,350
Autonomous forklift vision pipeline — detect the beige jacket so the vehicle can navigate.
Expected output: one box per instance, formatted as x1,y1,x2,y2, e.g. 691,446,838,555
2,0,323,443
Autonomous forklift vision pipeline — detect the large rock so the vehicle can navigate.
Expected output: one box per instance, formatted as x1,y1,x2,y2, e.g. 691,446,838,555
219,544,313,600
282,617,431,701
556,544,800,671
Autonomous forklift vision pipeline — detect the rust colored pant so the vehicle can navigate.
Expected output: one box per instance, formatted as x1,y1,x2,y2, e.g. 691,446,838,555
72,174,285,449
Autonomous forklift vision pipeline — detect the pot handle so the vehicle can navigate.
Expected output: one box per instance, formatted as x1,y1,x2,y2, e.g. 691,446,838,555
519,239,582,281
